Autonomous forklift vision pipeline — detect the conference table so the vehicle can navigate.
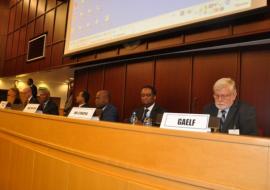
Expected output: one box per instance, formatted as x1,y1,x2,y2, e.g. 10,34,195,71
0,109,269,190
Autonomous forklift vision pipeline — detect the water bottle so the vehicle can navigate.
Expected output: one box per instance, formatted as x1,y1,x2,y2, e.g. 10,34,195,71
130,112,138,125
143,116,152,126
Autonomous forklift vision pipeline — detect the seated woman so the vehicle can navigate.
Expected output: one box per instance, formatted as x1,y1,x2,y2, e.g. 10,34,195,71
6,87,23,110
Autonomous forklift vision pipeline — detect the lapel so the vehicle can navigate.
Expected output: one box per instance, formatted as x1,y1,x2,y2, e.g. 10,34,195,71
150,104,157,118
137,107,144,120
223,101,239,130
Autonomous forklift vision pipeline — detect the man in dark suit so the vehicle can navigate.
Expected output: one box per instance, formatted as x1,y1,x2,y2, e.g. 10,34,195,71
27,78,37,98
203,78,257,136
38,88,59,115
76,90,90,108
95,90,118,122
132,85,166,127
22,87,39,107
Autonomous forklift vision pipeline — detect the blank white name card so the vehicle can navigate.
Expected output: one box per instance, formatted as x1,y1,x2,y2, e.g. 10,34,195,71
68,107,96,120
0,101,8,109
161,113,210,132
23,104,40,113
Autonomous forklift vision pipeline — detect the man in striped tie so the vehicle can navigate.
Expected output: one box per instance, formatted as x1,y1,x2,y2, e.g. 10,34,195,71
204,78,257,136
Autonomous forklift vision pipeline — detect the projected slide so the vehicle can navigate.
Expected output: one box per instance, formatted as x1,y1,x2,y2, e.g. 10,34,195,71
65,0,267,55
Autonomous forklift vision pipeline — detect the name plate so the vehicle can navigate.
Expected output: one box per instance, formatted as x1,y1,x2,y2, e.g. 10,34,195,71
23,104,40,113
0,101,8,109
161,113,210,132
68,107,96,120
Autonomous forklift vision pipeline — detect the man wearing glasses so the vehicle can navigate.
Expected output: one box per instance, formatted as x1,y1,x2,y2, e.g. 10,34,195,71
204,78,257,136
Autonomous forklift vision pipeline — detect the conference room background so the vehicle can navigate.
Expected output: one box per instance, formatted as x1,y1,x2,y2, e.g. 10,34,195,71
0,0,270,136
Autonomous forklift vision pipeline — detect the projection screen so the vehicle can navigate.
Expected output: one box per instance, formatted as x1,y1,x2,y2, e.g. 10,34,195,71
64,0,267,55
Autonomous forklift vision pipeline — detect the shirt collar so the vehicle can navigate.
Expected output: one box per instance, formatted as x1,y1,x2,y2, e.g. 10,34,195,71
145,103,155,112
28,96,33,101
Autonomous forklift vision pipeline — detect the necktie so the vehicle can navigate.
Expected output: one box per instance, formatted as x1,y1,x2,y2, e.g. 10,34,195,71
141,108,149,122
220,110,227,132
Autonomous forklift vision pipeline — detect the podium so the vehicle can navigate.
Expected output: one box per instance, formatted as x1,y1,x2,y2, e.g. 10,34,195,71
0,109,269,190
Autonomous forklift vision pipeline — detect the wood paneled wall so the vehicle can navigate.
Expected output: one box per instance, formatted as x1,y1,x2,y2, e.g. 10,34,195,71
2,0,270,77
0,1,9,76
3,0,68,76
74,47,270,137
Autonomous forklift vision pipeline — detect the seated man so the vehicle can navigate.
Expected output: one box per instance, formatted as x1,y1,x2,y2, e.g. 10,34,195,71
76,90,90,108
6,87,23,110
203,78,257,135
21,87,39,106
38,88,59,115
95,90,118,122
132,85,166,126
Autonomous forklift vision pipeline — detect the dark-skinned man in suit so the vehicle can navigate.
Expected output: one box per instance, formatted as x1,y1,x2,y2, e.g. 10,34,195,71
95,90,118,122
204,78,257,136
131,85,166,127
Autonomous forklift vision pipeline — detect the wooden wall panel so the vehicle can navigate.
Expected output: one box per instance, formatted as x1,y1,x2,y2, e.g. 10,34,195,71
155,57,192,113
148,35,184,51
28,0,37,22
87,67,104,107
35,15,44,36
36,0,46,17
26,20,35,45
241,49,270,136
51,42,64,67
8,6,16,33
46,0,56,11
233,13,270,35
40,46,52,70
44,10,55,45
18,26,27,55
5,34,13,60
0,0,9,76
16,55,25,75
104,64,126,120
9,58,17,76
21,0,30,26
124,61,154,119
53,3,67,43
14,1,22,30
192,52,238,113
11,30,19,58
185,25,231,43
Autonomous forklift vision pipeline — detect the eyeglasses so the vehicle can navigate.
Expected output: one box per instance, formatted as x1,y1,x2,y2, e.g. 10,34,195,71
213,94,232,100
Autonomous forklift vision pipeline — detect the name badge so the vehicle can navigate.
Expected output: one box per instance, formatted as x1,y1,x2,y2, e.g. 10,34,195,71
23,104,40,113
0,101,8,109
68,107,96,120
228,129,240,135
161,113,210,132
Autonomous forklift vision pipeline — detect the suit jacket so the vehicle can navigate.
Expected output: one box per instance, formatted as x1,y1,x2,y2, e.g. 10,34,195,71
40,100,59,115
100,104,118,122
133,104,166,127
30,84,37,98
203,101,257,136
